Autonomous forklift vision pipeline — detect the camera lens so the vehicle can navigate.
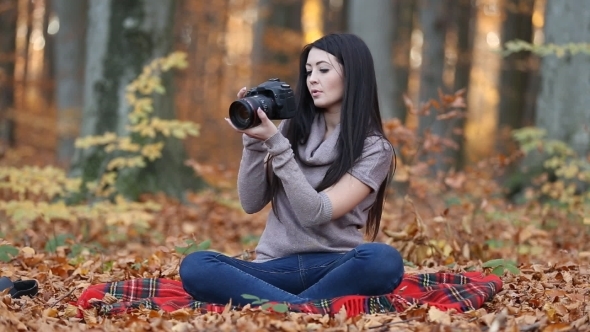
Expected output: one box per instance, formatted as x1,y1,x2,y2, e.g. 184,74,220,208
229,102,253,130
236,105,250,122
229,102,251,128
229,98,258,130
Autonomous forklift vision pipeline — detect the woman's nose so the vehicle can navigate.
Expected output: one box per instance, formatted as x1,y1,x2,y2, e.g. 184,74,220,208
308,72,318,84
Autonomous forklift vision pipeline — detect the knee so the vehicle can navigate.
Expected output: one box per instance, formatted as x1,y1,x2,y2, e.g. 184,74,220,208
356,243,404,283
179,251,217,290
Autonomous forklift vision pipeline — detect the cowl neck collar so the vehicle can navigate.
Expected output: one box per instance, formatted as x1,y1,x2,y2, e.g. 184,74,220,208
298,114,340,166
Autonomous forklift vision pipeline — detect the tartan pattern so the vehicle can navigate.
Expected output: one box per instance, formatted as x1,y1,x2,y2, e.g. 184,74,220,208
75,272,502,318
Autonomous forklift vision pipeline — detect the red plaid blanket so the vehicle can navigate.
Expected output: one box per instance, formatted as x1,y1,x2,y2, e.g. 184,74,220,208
75,272,502,318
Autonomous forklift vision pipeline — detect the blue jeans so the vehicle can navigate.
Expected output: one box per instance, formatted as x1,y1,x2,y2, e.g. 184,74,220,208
179,243,404,306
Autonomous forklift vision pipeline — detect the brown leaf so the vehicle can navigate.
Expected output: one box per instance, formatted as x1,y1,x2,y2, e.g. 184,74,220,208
43,307,59,318
63,304,79,318
102,293,118,304
428,306,451,325
82,308,98,324
170,308,192,320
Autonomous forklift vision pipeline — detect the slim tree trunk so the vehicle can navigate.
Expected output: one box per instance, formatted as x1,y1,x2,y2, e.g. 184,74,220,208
535,0,590,157
0,0,17,147
418,0,449,136
322,0,345,33
453,0,475,93
52,0,87,164
392,0,415,123
497,0,534,145
71,0,202,200
418,0,450,172
252,0,302,86
251,0,269,86
451,0,476,167
347,0,397,120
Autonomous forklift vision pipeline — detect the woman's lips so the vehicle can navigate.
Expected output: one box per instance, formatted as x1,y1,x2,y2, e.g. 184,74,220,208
311,90,322,97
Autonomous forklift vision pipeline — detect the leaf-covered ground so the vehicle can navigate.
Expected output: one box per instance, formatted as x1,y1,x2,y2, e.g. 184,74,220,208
1,162,590,331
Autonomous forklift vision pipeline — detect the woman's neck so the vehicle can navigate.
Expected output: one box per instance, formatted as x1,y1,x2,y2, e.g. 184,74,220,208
323,111,340,139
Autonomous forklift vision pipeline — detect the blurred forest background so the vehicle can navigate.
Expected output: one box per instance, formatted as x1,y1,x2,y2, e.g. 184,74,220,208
1,1,590,329
0,0,588,198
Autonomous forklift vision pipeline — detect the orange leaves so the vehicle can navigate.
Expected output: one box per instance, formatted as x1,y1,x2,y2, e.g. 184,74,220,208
1,82,590,332
402,88,467,117
185,160,237,190
492,263,590,330
382,89,471,204
0,186,589,330
382,196,449,265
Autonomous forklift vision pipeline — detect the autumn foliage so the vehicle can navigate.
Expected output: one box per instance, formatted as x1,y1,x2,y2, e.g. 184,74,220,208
1,69,590,331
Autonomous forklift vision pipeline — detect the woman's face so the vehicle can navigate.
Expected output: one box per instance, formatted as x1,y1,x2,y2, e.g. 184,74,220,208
305,47,344,114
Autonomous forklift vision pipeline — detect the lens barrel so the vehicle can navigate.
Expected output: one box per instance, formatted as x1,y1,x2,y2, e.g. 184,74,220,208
229,99,259,130
229,95,275,130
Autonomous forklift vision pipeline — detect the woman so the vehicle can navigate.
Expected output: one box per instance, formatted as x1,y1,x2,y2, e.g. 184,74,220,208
180,33,404,306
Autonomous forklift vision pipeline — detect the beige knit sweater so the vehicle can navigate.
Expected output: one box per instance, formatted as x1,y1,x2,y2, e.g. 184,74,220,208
237,115,393,262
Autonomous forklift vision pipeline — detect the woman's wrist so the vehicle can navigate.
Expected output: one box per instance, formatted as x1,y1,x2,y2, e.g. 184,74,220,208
263,131,290,156
243,133,266,151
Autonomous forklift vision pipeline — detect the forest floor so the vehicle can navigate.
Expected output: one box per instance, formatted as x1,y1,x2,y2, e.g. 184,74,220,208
1,150,589,331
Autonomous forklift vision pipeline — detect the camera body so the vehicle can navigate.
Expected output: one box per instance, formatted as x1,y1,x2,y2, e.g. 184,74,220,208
229,78,296,130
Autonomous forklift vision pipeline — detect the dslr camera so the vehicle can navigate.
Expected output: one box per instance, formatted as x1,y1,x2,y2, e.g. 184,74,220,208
229,78,296,130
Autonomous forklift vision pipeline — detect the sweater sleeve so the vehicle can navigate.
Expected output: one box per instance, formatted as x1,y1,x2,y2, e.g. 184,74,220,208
263,132,333,227
237,134,271,213
348,136,394,191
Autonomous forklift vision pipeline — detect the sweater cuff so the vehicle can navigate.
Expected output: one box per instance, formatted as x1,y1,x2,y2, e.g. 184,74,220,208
263,132,291,156
243,134,266,151
316,191,334,225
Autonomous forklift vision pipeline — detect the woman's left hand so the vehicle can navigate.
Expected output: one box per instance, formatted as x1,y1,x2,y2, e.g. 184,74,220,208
225,108,278,141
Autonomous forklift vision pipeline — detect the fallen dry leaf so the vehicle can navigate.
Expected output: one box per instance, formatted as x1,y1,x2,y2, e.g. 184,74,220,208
1,159,589,332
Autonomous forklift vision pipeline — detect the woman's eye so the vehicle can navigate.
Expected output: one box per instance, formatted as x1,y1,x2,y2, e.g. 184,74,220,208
306,68,329,76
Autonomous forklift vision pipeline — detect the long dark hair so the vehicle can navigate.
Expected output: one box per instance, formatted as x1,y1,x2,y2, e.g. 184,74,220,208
266,33,394,241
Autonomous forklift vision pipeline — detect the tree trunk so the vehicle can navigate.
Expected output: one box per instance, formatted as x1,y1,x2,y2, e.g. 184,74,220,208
71,0,202,200
347,0,397,120
497,0,534,148
535,0,590,157
392,0,415,123
418,0,449,136
0,0,17,148
52,0,87,164
322,0,345,33
452,0,475,93
451,0,476,167
251,0,269,86
252,0,302,86
418,0,450,172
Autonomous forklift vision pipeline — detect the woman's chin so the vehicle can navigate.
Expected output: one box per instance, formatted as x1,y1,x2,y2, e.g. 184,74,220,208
312,102,328,110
